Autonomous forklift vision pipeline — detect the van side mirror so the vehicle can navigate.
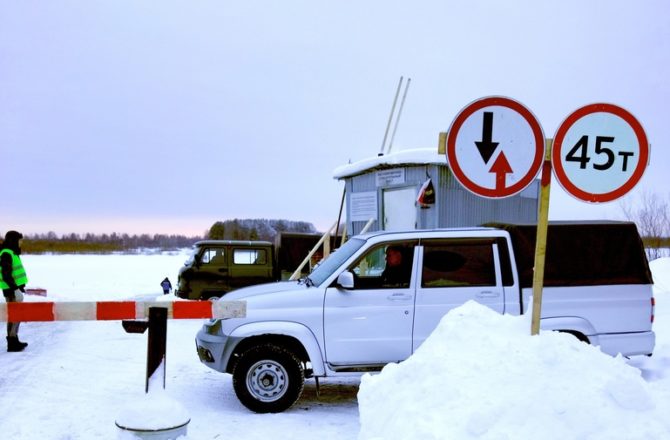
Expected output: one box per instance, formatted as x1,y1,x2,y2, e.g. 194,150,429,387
337,271,354,289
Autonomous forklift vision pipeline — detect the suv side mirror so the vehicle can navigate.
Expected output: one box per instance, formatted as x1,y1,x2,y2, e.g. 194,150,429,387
337,271,354,289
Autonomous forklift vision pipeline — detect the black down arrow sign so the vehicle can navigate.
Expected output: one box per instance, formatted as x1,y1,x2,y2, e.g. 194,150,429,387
475,111,498,164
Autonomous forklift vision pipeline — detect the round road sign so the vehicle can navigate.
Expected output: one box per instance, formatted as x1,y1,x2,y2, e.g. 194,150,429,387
552,103,649,203
446,96,545,198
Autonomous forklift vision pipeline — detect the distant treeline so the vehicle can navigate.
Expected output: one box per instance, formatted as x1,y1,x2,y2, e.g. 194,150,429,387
20,232,202,254
10,227,670,256
207,218,316,242
13,219,318,254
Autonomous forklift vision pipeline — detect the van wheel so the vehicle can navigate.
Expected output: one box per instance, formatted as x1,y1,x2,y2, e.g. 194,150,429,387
232,344,304,413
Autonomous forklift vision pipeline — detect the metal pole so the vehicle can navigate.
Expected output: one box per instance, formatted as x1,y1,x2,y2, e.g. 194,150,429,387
146,307,167,392
387,77,411,154
379,76,404,156
530,139,553,335
334,185,346,241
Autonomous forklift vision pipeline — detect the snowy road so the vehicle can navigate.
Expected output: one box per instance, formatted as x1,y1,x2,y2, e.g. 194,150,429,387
0,253,361,439
1,315,362,439
1,253,669,439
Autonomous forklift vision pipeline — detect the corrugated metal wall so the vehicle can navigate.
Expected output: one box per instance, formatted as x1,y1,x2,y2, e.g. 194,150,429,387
345,163,538,236
437,166,539,227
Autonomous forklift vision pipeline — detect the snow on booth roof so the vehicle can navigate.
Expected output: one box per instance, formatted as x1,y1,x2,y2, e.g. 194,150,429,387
333,148,444,180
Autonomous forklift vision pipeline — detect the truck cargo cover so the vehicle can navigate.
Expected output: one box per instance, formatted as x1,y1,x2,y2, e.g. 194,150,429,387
485,222,653,287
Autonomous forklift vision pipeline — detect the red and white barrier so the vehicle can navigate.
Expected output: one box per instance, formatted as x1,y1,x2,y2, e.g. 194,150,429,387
0,300,246,322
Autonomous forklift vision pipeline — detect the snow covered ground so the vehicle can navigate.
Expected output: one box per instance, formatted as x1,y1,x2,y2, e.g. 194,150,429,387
0,252,669,439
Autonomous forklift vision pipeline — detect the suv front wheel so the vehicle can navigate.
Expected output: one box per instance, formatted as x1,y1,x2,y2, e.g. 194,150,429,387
232,343,305,413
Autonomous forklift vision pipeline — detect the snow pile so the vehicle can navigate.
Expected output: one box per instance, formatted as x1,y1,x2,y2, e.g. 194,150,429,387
115,362,190,432
116,388,190,431
358,301,670,440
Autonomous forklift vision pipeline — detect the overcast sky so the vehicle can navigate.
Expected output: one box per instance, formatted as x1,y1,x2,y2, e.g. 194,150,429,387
2,1,668,236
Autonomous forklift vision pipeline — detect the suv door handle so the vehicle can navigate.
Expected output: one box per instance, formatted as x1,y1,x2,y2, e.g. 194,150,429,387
476,291,500,298
387,293,413,301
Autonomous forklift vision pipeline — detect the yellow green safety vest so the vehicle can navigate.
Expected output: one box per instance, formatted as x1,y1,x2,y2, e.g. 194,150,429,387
0,249,28,289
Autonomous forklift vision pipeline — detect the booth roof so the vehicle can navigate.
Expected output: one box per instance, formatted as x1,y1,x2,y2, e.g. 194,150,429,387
333,148,445,179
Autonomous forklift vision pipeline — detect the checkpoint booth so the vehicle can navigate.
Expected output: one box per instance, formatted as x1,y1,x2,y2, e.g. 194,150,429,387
333,147,539,236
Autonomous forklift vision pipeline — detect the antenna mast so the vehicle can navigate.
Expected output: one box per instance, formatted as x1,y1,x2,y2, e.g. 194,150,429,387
387,77,411,154
378,76,404,156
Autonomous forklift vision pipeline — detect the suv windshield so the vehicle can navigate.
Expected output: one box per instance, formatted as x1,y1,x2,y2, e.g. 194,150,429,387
308,238,366,286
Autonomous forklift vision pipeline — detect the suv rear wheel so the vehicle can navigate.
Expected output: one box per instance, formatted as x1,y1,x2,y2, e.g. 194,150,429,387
232,343,304,413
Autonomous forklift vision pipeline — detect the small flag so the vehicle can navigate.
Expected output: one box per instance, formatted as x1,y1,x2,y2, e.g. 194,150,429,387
417,178,435,207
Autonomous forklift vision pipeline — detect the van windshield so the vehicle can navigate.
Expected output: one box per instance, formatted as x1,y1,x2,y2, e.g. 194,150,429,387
308,238,366,286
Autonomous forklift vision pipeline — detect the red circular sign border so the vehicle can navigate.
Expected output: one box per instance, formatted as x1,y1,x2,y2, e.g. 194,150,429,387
446,96,545,198
552,103,649,203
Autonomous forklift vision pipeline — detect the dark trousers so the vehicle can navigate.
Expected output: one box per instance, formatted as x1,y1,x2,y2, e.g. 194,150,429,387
3,289,22,337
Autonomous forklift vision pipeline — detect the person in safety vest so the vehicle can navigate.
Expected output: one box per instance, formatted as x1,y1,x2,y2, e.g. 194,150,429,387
1,230,29,352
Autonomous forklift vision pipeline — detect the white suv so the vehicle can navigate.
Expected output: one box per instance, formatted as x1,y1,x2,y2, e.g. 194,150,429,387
196,225,655,413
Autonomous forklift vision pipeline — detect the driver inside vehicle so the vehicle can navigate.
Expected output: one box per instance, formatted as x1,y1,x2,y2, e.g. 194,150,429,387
381,245,412,288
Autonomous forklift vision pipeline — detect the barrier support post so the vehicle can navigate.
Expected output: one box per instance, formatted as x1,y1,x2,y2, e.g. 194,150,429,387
146,307,167,392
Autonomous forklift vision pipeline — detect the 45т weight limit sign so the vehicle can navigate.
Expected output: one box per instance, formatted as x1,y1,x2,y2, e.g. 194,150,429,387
553,103,649,203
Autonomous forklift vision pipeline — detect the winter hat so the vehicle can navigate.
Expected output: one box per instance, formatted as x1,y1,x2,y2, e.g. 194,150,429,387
2,231,23,252
4,231,23,242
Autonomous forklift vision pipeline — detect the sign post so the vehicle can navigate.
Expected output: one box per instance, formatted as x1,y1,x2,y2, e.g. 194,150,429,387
530,139,553,335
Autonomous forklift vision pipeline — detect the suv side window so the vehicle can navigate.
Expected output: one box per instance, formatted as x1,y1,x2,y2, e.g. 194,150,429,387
350,241,417,289
421,240,495,288
233,249,267,265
